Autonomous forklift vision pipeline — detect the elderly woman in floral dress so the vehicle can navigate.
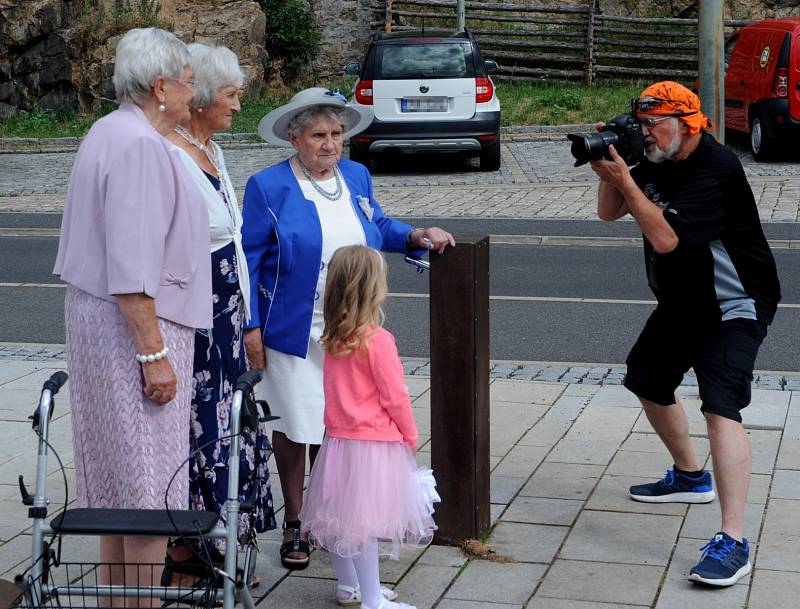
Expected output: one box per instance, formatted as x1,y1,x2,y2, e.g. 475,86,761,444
164,42,275,583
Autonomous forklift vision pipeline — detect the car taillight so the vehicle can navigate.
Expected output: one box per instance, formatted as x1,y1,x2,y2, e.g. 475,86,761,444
774,67,789,98
355,80,373,105
475,77,493,104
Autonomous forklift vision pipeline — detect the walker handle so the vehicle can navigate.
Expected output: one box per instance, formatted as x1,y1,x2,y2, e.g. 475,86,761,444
42,371,68,396
235,370,262,395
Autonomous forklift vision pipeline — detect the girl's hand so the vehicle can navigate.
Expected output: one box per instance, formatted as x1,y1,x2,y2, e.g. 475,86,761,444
244,328,266,370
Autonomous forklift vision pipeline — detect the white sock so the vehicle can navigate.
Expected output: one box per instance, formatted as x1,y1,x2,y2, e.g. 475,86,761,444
352,539,382,608
330,551,359,596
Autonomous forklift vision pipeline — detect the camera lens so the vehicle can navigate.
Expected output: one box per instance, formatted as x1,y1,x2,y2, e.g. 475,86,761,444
567,132,620,167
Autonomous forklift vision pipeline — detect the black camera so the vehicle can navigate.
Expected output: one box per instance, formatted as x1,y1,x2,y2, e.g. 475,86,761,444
567,113,645,167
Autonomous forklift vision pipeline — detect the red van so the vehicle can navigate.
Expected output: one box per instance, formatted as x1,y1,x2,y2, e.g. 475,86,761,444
724,17,800,160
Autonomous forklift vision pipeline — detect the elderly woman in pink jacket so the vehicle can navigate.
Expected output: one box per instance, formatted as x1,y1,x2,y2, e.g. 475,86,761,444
53,27,211,596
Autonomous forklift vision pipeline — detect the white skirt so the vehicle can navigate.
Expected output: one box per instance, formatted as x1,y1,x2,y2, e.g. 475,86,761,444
254,332,325,445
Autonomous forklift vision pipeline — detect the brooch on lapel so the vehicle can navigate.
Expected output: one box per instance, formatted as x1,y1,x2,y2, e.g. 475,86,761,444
356,195,374,222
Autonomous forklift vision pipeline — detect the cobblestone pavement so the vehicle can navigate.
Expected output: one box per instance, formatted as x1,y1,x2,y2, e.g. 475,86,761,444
2,137,799,221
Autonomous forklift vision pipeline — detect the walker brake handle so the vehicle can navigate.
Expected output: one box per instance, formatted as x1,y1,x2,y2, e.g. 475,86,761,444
235,370,262,395
404,255,430,274
43,371,68,396
30,371,68,430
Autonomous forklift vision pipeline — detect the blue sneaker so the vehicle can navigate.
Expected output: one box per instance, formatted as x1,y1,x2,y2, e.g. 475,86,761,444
689,532,751,586
629,467,715,503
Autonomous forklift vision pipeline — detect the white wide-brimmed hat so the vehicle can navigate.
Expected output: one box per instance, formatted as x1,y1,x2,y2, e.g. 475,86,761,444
257,87,374,146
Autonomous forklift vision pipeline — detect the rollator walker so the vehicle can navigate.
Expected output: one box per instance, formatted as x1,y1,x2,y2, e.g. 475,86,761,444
9,369,271,609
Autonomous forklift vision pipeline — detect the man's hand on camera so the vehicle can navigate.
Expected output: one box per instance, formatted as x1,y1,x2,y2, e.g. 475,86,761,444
594,121,606,132
589,144,632,192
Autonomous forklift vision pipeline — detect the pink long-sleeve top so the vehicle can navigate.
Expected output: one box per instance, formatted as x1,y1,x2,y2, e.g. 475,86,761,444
323,327,418,450
53,103,212,329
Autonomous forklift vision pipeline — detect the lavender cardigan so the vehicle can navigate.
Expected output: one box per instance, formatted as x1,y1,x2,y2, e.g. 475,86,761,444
54,103,212,329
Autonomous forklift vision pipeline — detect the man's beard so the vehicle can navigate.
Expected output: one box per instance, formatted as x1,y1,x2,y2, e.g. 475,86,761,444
645,131,681,164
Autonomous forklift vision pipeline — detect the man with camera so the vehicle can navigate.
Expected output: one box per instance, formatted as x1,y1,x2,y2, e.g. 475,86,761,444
588,81,780,587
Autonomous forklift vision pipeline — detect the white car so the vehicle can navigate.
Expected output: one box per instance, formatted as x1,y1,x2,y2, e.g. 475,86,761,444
345,29,502,171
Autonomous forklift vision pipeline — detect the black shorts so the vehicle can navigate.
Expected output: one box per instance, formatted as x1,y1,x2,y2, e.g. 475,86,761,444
623,310,768,423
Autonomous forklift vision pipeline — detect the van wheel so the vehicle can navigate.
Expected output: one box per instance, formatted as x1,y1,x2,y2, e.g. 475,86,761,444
349,144,370,168
749,115,774,161
479,138,501,171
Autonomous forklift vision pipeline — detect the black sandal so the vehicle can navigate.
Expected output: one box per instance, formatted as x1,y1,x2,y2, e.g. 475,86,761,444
279,520,311,570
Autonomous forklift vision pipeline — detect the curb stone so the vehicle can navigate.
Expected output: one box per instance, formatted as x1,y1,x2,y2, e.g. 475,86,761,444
4,345,797,390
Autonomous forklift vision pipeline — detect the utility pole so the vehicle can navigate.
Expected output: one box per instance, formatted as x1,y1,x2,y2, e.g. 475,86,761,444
698,0,725,143
456,0,465,32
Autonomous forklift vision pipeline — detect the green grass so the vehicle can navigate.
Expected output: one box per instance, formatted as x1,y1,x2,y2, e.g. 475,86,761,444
496,80,648,126
0,80,682,139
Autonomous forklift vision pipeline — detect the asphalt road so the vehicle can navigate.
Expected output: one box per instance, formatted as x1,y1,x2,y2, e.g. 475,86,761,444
1,213,798,370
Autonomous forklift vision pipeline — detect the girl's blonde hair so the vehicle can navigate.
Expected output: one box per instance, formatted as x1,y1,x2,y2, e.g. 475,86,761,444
320,245,387,357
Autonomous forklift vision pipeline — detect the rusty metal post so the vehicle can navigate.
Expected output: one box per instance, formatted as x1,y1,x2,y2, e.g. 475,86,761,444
698,0,725,143
430,235,490,545
456,0,466,33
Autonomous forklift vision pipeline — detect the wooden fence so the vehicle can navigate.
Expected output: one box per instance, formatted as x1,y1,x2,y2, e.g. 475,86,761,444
369,0,750,83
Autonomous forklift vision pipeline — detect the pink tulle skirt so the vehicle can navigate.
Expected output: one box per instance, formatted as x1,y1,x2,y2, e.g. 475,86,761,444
299,437,439,559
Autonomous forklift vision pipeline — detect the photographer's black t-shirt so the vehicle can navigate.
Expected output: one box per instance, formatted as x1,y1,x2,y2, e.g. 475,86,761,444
630,132,780,325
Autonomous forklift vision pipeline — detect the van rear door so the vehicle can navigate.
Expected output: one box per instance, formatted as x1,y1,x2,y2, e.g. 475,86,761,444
790,29,800,121
724,32,747,131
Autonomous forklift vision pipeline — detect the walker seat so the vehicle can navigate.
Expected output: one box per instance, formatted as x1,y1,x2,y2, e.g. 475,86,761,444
50,508,219,537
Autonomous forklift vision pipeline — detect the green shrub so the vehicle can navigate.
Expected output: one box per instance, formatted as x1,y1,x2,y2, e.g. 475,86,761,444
258,0,321,82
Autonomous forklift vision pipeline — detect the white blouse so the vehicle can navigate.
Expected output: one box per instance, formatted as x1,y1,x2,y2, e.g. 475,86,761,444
173,143,251,322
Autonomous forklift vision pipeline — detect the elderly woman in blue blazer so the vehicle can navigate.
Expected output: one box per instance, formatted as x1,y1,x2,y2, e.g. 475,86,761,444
241,88,453,582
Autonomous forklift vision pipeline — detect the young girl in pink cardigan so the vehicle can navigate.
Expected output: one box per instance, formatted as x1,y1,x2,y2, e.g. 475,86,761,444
300,245,439,609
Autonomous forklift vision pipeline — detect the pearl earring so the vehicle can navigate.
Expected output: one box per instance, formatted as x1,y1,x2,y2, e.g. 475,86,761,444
158,103,166,112
197,107,203,113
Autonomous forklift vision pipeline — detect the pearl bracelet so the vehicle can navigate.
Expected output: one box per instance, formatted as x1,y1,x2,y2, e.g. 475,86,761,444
135,346,170,363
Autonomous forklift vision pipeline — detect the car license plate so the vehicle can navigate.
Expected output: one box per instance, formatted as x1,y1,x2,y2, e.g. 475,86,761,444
401,97,447,112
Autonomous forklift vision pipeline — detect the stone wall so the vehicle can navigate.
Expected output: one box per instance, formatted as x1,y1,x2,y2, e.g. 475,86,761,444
0,0,267,116
307,0,373,80
0,0,80,115
2,0,800,115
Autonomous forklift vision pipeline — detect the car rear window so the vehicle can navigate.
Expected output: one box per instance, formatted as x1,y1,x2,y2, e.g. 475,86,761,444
375,43,474,79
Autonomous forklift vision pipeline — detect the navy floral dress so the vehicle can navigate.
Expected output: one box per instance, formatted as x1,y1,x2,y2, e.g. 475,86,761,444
189,173,276,548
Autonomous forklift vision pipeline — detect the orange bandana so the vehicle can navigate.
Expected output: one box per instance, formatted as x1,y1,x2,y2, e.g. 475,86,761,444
634,81,713,135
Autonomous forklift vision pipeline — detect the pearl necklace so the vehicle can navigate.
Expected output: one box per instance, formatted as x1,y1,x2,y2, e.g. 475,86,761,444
294,154,343,201
174,124,221,176
174,125,235,222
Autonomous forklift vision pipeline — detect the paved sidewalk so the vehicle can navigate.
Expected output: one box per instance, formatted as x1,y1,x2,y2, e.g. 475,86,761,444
0,353,798,609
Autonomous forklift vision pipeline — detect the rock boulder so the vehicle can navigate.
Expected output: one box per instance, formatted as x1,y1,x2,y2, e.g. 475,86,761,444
0,0,268,115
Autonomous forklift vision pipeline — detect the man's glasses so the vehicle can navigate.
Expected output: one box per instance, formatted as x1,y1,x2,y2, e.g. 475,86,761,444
638,115,677,128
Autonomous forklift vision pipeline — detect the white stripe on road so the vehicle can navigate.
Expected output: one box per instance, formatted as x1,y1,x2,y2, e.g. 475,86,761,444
2,283,799,309
0,282,66,288
389,293,800,308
